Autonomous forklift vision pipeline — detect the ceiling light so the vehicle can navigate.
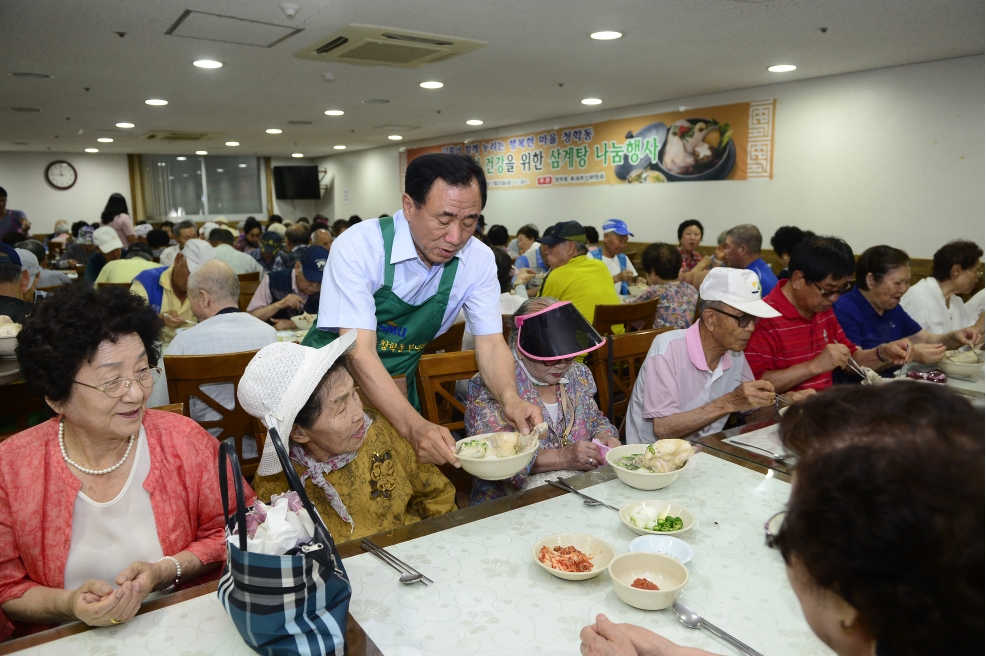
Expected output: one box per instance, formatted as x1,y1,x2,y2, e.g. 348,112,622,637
239,163,248,167
176,157,187,161
225,141,239,146
216,168,224,172
292,153,304,158
195,150,207,155
193,60,223,69
419,81,443,89
581,98,603,105
333,145,346,150
590,31,623,40
85,148,98,153
266,128,282,134
97,138,113,143
144,99,168,106
388,135,403,141
116,122,134,128
466,119,484,126
768,64,797,73
324,109,344,116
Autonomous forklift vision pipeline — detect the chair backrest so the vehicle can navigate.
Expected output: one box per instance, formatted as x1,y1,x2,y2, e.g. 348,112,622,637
74,263,87,277
592,298,659,337
237,271,261,282
48,241,65,259
501,314,514,342
163,350,264,478
151,402,185,415
422,322,465,355
355,375,408,410
239,280,261,311
0,381,52,442
590,327,672,437
98,281,133,290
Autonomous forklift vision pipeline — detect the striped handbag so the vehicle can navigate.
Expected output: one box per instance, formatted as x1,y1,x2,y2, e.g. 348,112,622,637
217,429,351,655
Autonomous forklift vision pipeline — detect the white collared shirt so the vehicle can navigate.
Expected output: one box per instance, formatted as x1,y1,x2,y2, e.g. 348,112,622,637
214,243,265,276
316,211,502,337
899,276,976,334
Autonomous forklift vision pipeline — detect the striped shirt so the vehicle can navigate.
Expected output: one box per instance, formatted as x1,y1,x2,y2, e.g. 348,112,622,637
745,279,857,392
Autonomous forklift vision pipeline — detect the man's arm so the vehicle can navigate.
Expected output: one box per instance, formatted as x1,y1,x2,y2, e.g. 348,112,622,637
651,381,775,440
473,333,540,434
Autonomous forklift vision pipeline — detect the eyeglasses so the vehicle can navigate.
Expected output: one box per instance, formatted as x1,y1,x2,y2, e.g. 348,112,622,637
73,367,162,398
709,306,758,328
810,280,854,299
764,510,787,549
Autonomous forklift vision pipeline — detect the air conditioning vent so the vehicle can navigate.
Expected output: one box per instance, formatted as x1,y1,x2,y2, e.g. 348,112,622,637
294,24,485,68
142,131,224,142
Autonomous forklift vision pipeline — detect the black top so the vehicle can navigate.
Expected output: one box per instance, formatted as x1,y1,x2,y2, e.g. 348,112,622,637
217,306,242,315
0,295,30,324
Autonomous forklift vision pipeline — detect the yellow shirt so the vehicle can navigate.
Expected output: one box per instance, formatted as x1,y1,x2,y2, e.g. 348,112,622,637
94,259,161,286
253,410,456,545
130,266,193,344
539,254,623,333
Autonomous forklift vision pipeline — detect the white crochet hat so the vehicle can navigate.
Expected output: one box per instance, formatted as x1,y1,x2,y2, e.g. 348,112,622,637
237,330,357,475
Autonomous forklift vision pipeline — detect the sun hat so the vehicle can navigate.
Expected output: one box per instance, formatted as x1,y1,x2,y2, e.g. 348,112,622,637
514,300,606,361
536,221,586,247
602,218,634,237
0,243,21,267
260,231,283,253
178,239,216,274
92,226,123,253
238,331,358,476
267,222,287,237
298,245,329,283
699,268,781,318
133,223,154,238
15,249,39,286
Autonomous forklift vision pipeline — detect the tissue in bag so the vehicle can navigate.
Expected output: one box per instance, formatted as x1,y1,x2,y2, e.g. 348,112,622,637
228,494,318,555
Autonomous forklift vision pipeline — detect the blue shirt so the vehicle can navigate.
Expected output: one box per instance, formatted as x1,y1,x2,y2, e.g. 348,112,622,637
834,287,922,379
745,258,778,296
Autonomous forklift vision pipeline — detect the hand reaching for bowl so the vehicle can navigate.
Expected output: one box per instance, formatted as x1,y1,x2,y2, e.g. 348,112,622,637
515,268,537,285
911,343,947,365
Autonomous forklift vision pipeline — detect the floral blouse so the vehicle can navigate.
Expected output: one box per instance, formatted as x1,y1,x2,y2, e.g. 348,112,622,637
679,248,703,273
625,281,699,330
464,359,618,505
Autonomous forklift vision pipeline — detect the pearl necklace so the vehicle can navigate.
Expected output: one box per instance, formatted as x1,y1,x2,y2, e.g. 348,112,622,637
59,418,135,476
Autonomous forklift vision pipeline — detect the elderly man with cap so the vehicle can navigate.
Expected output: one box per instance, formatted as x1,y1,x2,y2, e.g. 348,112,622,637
13,248,42,305
158,220,198,268
14,239,72,289
302,153,541,467
247,245,327,330
0,245,31,322
84,226,126,283
130,239,215,344
248,230,283,274
538,220,622,330
626,268,816,444
590,218,638,295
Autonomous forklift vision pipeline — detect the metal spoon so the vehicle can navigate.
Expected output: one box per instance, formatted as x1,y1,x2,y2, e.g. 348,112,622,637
672,602,763,656
361,545,424,584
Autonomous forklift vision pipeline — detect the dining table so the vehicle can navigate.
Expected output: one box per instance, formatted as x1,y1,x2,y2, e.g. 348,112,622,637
0,423,836,656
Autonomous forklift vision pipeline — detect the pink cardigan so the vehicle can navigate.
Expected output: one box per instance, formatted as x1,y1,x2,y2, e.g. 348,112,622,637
0,411,255,639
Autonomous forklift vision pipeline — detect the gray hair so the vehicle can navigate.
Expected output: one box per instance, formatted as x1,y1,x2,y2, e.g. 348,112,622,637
716,230,729,246
188,260,239,304
15,239,45,265
573,241,589,256
697,299,728,326
726,224,762,253
508,296,558,348
176,219,197,233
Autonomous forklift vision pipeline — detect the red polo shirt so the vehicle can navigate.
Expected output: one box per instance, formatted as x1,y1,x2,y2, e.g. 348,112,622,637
745,279,858,392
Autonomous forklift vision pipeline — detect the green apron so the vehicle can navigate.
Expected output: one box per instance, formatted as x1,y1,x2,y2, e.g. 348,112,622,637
301,217,459,410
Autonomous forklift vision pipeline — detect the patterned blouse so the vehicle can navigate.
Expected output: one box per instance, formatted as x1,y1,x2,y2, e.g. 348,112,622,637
464,359,618,505
679,248,703,273
625,281,699,330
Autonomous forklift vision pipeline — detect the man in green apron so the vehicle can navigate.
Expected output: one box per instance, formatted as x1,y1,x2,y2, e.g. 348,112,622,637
302,154,540,466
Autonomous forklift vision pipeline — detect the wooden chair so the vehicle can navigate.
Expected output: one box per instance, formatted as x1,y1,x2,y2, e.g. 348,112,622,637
355,375,408,410
501,314,514,342
592,298,659,337
151,402,185,415
417,350,480,508
163,350,265,478
422,322,465,355
590,328,672,438
237,271,261,282
239,280,261,311
47,241,65,259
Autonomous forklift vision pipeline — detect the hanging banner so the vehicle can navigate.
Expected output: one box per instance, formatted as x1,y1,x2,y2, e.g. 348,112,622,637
403,99,775,190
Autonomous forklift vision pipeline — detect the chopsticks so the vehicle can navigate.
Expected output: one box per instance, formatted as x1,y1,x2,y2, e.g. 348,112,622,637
360,538,433,585
844,356,868,379
547,478,621,511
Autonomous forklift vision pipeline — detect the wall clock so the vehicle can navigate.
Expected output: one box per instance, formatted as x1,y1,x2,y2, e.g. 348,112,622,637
45,160,77,190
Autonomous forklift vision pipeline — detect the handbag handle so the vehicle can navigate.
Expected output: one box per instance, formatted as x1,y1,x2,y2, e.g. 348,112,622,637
218,441,248,552
605,337,615,424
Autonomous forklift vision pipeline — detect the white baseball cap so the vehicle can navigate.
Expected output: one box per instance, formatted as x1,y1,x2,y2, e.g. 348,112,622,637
92,226,123,254
238,331,358,476
699,268,781,318
15,249,39,286
178,239,216,274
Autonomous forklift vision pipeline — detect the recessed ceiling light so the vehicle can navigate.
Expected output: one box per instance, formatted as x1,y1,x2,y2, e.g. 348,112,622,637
195,150,207,155
85,148,98,153
225,141,239,146
324,110,344,116
466,119,484,126
768,64,797,73
145,99,168,106
581,98,603,105
216,169,224,172
239,163,248,167
333,145,346,150
388,135,403,141
419,81,443,89
116,122,134,128
176,157,187,161
193,60,223,69
266,128,282,134
590,31,623,40
97,137,113,143
292,153,304,158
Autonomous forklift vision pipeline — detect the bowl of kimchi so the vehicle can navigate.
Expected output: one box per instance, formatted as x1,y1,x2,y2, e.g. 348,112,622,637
609,552,689,610
531,533,616,581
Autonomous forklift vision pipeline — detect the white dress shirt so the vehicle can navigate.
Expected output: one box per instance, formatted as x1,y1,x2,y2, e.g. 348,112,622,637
214,243,265,276
316,211,502,338
899,276,976,334
599,253,638,294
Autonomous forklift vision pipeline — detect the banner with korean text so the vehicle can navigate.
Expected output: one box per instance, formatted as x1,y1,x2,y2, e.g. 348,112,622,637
403,100,775,190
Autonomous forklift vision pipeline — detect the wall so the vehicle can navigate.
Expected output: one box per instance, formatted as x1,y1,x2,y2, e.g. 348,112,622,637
315,55,985,258
0,152,131,233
